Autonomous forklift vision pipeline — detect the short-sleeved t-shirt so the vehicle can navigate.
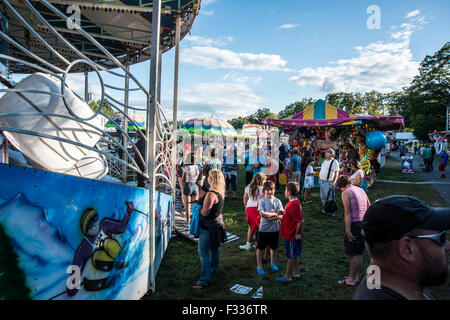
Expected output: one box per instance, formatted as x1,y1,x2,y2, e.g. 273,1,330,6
253,156,266,175
421,148,431,159
203,158,222,189
280,199,303,241
258,197,284,232
319,158,339,181
350,169,365,184
223,155,239,175
290,155,301,172
353,276,435,300
183,165,200,183
245,185,264,208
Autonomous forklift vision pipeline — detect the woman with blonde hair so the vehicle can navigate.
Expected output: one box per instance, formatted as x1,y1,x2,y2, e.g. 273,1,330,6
192,169,227,289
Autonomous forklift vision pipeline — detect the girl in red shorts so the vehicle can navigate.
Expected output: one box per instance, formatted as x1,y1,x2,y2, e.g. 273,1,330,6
239,173,266,250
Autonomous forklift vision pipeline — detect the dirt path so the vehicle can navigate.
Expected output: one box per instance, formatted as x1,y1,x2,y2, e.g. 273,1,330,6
391,151,449,206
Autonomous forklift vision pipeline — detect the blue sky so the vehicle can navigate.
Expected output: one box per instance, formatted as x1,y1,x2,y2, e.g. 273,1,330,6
68,0,450,122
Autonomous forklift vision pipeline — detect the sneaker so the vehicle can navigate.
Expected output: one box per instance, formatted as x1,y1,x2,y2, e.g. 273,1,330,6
326,212,336,217
276,276,291,283
239,243,251,250
291,274,301,280
256,268,266,275
270,264,279,272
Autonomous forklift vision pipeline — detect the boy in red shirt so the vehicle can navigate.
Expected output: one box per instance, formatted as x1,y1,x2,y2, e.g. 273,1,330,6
277,182,304,282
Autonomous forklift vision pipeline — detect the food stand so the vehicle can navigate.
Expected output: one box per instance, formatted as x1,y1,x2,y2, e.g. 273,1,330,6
257,99,404,190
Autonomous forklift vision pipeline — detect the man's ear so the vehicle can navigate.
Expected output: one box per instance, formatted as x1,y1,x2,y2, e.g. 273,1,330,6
396,236,419,263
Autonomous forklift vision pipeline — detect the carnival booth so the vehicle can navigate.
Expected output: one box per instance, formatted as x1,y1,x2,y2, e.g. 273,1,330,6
257,99,404,190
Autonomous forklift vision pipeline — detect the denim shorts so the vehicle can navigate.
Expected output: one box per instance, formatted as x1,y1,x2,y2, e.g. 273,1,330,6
184,182,199,197
344,221,365,257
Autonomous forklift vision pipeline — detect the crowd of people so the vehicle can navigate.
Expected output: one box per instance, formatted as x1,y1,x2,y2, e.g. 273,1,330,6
175,137,449,299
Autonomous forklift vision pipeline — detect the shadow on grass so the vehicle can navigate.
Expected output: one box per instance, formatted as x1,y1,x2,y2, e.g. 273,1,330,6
147,157,449,300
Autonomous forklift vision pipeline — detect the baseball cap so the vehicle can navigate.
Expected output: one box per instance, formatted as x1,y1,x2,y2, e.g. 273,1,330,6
325,148,335,156
362,195,450,243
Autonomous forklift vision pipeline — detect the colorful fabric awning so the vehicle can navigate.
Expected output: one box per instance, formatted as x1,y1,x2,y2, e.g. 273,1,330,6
179,118,238,137
105,114,146,130
257,99,404,131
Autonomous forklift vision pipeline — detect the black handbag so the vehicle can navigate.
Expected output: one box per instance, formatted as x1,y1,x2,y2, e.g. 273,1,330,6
324,188,338,213
323,159,338,213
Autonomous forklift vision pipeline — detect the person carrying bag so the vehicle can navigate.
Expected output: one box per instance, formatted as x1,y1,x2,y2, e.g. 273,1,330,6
319,149,339,217
323,159,338,214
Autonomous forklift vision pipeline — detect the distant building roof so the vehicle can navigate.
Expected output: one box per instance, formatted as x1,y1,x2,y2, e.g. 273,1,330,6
395,132,416,140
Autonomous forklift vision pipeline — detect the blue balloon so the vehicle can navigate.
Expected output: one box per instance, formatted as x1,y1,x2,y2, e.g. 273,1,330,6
365,130,387,150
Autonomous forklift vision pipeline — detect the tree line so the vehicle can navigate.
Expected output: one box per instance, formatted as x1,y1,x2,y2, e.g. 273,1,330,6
229,42,449,141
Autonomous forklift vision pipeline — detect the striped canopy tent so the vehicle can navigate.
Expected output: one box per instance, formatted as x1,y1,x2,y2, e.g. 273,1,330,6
179,118,238,137
257,99,404,131
105,113,146,130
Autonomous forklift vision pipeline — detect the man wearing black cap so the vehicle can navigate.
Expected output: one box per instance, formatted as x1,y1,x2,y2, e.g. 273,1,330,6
354,195,450,300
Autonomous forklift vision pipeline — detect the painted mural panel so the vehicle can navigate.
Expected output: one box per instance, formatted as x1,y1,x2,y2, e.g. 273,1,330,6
0,164,173,300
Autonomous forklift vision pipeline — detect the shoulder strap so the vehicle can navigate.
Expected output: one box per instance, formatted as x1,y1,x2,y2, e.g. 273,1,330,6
208,190,222,202
326,159,335,181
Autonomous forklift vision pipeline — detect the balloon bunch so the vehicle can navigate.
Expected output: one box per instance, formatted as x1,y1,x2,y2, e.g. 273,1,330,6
352,126,371,176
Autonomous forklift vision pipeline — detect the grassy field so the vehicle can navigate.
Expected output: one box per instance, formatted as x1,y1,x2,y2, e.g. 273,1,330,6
147,157,449,300
0,157,447,300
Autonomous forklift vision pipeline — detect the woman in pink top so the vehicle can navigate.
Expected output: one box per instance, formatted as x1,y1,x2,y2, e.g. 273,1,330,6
336,175,371,286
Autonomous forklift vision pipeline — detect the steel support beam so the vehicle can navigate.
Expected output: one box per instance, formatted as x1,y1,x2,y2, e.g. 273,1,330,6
122,63,130,182
171,14,180,235
84,69,89,102
147,0,161,294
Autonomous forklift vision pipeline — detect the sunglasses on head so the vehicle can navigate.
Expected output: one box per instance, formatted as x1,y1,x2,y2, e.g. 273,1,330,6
409,231,447,246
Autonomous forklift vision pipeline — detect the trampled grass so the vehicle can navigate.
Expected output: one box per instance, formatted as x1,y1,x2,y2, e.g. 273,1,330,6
148,157,449,300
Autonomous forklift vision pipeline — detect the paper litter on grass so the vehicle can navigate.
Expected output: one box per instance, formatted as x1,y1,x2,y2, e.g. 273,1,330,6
251,286,263,299
230,284,252,295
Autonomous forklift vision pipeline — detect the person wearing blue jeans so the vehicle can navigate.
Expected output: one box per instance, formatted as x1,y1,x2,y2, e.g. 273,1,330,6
318,149,339,217
193,170,226,289
197,227,220,286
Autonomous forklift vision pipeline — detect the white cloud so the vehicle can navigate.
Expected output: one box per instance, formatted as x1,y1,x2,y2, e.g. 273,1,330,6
200,0,218,15
288,13,428,93
223,72,262,84
200,10,214,16
164,82,263,120
278,24,299,30
202,0,218,5
184,35,233,47
181,46,291,72
406,10,420,19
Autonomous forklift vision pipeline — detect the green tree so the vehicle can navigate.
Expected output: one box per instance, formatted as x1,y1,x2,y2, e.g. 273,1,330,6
325,92,364,115
277,98,314,119
229,116,251,130
248,108,279,123
89,99,117,118
404,42,449,140
361,90,385,116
